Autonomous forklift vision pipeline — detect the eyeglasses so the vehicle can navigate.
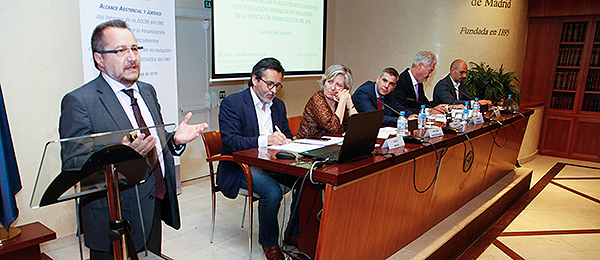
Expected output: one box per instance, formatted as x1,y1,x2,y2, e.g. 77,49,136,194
258,77,284,91
96,46,143,57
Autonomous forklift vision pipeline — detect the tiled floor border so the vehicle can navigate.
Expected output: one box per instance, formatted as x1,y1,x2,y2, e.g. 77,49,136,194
550,181,600,204
458,163,600,259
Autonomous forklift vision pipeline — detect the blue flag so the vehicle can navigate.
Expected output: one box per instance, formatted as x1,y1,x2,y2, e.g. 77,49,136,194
0,85,22,231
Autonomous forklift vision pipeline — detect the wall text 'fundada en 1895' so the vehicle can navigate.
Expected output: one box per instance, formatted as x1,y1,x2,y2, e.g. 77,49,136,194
460,27,510,36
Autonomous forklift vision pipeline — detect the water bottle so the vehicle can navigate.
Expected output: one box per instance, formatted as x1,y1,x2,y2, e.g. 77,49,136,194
418,105,426,129
473,98,480,115
397,111,407,137
505,94,514,111
462,102,470,122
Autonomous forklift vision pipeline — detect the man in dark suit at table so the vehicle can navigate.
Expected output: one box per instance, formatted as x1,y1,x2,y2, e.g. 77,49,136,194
59,20,208,259
217,58,298,260
394,51,447,114
433,59,492,106
352,67,416,126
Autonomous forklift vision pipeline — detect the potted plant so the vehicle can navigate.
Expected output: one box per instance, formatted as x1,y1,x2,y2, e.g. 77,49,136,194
463,62,521,105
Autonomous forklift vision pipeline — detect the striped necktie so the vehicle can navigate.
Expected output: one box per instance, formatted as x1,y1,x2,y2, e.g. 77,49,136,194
123,89,166,200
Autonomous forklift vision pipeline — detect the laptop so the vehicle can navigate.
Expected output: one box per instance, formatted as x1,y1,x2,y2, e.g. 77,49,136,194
300,109,385,163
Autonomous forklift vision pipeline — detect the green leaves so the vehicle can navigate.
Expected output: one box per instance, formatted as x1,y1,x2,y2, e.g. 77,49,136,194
464,62,521,105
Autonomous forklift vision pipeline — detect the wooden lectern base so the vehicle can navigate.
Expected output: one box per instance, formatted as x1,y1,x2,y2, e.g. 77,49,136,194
0,222,56,260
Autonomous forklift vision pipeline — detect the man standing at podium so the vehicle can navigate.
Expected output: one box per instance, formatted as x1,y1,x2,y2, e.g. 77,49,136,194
59,20,208,259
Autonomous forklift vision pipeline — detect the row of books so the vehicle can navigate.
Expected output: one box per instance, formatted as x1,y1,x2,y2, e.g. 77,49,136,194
582,97,600,112
589,48,600,67
560,22,587,42
550,95,574,110
550,95,600,112
557,47,582,67
554,72,579,90
586,74,600,91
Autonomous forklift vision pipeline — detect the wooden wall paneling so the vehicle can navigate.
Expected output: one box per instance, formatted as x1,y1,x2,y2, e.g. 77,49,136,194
521,18,561,104
297,182,323,257
481,117,529,190
425,133,493,228
570,117,600,160
410,152,444,233
539,115,574,156
527,0,546,18
528,0,600,18
316,154,437,260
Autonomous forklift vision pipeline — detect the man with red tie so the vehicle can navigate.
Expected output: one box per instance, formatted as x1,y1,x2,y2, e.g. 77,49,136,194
352,67,415,126
59,19,208,259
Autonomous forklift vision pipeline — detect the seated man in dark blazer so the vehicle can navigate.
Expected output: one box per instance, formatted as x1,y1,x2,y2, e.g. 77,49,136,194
217,57,298,260
393,51,447,114
433,59,492,106
352,67,416,126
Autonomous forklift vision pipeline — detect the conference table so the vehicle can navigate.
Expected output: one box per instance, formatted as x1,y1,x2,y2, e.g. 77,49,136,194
233,110,532,260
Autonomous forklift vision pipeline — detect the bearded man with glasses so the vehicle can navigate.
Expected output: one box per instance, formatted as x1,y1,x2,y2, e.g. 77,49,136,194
218,57,301,260
59,19,208,259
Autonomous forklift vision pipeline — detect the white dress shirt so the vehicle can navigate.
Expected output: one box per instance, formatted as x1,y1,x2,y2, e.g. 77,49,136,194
452,77,461,100
102,72,165,176
249,86,274,148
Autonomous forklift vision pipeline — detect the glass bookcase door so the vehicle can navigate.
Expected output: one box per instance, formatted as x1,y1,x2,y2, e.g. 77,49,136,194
582,21,600,113
551,22,587,111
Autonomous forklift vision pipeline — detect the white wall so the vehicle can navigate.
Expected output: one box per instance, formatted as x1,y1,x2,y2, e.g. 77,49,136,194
334,0,529,99
1,0,85,236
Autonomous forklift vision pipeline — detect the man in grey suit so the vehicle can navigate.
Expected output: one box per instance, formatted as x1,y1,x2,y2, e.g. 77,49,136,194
433,59,492,106
59,20,208,259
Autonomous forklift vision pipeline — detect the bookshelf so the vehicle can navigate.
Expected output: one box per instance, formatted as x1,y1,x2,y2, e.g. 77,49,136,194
583,21,600,112
535,17,600,161
550,21,600,112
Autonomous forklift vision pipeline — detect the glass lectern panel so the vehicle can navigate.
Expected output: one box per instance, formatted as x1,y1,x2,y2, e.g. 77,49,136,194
30,124,176,208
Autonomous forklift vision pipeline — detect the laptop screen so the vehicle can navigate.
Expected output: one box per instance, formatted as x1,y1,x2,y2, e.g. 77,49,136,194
300,109,384,162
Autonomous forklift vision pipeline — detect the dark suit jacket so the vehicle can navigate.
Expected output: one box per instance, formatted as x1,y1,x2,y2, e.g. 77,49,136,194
59,75,181,252
393,68,430,114
217,88,292,199
433,74,475,106
352,81,413,126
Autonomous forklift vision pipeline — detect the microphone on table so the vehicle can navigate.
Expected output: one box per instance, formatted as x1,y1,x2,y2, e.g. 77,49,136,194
406,98,458,134
457,87,490,113
364,92,424,143
457,87,476,100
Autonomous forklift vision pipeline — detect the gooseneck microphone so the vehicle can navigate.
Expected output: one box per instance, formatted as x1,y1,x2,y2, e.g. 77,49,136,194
364,92,403,116
457,86,476,100
364,92,425,143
